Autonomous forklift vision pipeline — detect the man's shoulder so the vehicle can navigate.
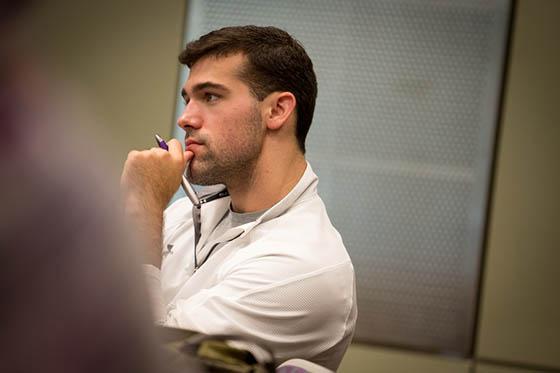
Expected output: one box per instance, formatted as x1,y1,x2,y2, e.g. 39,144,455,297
242,194,350,267
267,192,341,241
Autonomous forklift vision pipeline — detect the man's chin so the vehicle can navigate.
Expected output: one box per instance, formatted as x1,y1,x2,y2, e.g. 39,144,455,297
186,164,221,186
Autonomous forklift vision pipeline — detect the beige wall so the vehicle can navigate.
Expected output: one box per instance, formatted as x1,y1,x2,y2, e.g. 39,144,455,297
338,343,471,373
475,0,560,369
474,363,541,373
26,0,186,163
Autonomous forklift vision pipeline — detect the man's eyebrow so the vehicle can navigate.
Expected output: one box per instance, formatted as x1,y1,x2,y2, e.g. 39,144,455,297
182,82,230,98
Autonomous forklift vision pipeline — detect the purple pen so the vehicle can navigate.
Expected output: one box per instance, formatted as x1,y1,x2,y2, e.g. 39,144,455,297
155,134,169,151
154,134,200,206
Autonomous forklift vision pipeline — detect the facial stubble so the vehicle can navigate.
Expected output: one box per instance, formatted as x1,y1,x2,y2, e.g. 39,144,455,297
186,105,264,187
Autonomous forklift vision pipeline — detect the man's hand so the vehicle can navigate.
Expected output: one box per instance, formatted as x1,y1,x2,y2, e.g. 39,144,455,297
120,139,192,267
121,139,191,211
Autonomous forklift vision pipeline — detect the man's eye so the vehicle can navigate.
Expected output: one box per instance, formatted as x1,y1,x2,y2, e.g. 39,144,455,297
204,93,219,102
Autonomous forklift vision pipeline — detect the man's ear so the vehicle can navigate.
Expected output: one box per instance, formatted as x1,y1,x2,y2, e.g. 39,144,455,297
263,92,296,131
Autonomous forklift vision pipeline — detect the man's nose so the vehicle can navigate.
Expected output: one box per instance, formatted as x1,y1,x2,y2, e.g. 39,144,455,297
177,102,202,130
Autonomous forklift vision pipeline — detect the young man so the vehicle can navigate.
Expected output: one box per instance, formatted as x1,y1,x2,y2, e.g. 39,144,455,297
121,26,356,370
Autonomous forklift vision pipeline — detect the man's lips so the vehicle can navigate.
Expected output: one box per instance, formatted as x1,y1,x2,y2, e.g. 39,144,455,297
185,138,203,152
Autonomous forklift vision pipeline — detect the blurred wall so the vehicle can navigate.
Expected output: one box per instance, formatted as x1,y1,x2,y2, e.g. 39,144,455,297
26,0,186,163
340,0,560,371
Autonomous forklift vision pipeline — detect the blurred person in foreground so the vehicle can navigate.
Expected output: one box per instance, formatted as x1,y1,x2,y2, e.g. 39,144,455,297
121,25,357,370
0,3,194,372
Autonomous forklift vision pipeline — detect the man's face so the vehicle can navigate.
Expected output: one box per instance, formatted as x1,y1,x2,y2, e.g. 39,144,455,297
178,53,265,186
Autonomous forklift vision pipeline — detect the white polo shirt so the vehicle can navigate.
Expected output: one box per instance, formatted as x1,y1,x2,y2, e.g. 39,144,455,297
145,163,357,371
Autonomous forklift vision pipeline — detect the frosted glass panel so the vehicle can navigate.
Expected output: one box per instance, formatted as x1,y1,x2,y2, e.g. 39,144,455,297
176,0,511,356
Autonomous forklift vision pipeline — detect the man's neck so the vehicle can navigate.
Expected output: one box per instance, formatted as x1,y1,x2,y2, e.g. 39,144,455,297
227,149,307,213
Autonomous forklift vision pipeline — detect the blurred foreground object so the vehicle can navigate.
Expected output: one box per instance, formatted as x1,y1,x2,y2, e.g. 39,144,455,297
0,4,175,372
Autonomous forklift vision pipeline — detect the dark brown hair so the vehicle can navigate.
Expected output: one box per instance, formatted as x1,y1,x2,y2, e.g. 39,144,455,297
179,25,317,153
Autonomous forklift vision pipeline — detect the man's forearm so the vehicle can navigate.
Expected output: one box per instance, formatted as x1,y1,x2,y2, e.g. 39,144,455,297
124,194,164,268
